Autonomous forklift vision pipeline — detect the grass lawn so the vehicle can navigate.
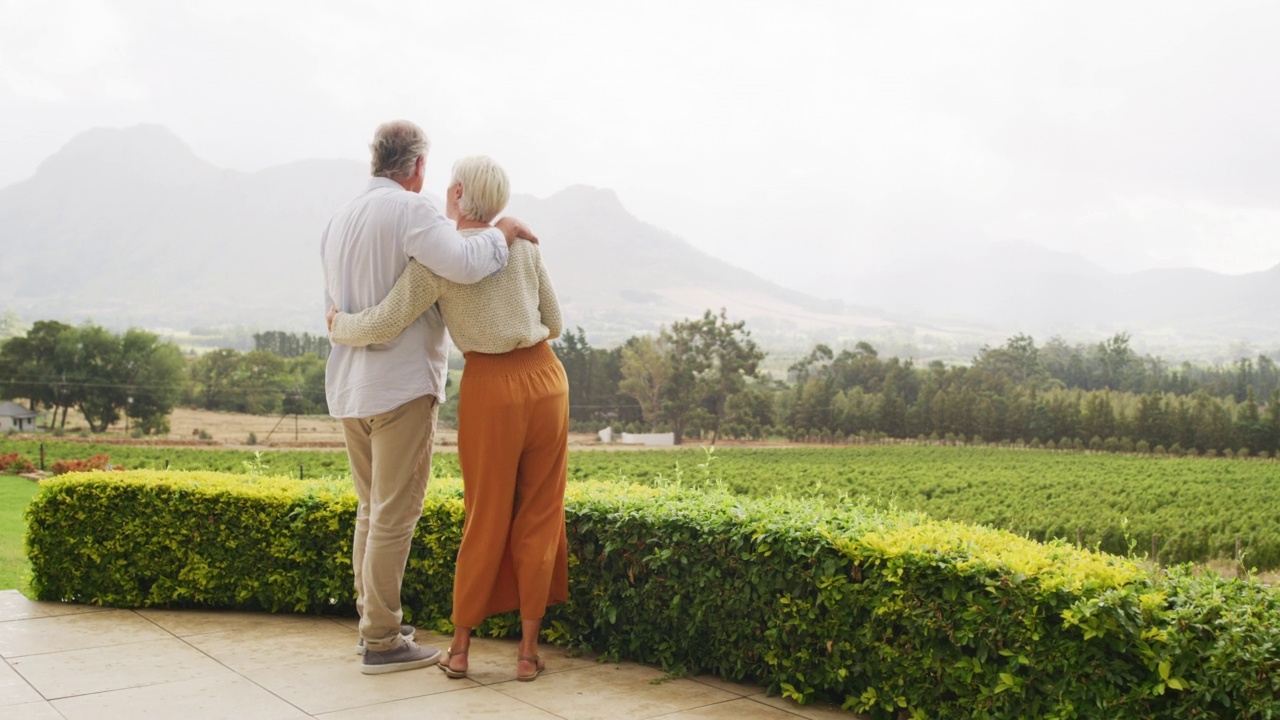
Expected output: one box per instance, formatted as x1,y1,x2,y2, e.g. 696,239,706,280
0,474,39,593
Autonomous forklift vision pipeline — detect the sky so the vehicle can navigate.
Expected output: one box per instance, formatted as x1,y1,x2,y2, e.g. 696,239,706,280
3,0,1280,296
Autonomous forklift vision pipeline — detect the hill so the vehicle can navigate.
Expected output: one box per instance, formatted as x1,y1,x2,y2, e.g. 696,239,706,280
2,125,1278,358
845,240,1280,354
0,125,894,348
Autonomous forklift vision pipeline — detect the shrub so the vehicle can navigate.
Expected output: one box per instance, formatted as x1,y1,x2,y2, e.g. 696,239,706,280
24,471,1280,717
49,454,123,475
0,452,37,474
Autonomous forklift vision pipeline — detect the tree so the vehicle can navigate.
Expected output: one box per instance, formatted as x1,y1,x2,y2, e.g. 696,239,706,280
66,325,127,432
253,330,331,360
788,344,833,383
0,320,77,425
721,380,777,440
1235,387,1271,454
790,375,835,433
189,349,244,411
237,350,289,414
660,309,764,444
699,309,764,444
287,354,329,415
554,327,594,419
973,334,1043,387
1093,333,1139,391
1080,391,1117,442
618,335,672,428
119,329,187,434
1134,392,1171,449
829,342,884,393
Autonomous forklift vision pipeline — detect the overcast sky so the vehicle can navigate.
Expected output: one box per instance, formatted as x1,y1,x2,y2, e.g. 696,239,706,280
3,0,1279,295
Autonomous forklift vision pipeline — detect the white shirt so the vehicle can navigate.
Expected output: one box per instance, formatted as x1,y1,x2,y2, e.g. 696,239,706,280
322,177,508,418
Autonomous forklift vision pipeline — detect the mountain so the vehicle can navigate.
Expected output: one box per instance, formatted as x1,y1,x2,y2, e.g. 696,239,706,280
842,240,1280,352
505,186,896,344
0,125,366,332
0,125,892,348
2,125,1278,358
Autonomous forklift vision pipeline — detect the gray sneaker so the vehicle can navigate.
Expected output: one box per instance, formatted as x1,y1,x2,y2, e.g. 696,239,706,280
356,624,416,655
360,638,441,675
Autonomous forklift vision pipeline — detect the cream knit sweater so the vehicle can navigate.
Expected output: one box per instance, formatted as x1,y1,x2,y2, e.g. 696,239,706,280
330,232,562,354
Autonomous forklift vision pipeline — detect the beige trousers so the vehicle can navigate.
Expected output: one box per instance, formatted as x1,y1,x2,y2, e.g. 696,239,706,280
342,393,437,652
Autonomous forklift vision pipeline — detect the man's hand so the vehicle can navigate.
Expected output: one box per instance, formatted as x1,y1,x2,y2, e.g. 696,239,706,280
326,305,338,332
495,216,538,246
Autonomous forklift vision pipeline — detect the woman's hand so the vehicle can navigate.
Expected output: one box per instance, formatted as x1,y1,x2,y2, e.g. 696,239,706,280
326,305,338,331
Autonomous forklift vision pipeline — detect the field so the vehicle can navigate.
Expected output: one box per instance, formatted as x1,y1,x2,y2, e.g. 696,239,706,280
563,445,1280,570
5,435,1280,571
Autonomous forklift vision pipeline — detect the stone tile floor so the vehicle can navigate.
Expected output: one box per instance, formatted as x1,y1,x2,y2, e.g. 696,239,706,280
0,590,865,719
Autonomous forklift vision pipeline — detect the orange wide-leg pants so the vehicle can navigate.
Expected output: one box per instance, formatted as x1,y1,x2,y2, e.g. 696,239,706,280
452,342,570,628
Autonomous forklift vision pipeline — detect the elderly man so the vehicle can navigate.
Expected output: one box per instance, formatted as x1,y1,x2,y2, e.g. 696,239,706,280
321,120,536,674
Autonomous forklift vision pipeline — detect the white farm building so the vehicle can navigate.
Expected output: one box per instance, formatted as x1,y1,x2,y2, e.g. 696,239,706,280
0,401,38,432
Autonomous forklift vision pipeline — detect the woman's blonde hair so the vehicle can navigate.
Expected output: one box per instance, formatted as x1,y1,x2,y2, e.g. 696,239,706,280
450,155,510,223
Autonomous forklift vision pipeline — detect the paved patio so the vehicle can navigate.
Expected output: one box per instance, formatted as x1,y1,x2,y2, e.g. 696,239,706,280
0,590,864,719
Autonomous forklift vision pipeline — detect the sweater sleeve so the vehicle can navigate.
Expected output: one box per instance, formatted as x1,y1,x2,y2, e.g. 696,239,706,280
331,261,443,346
535,249,563,340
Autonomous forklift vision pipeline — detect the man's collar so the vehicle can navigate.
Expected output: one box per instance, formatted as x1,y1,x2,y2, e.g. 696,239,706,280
367,176,404,191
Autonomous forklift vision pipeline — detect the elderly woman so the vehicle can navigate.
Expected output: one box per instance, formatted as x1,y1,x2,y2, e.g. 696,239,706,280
328,155,568,682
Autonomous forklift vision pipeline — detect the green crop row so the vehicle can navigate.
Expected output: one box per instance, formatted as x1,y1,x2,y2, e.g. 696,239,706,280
9,439,1280,570
567,445,1280,570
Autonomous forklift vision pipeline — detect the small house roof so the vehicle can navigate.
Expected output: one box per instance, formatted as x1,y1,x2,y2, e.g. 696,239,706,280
0,401,37,419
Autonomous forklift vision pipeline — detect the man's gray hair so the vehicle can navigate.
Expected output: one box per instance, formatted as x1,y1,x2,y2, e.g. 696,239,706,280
369,120,430,179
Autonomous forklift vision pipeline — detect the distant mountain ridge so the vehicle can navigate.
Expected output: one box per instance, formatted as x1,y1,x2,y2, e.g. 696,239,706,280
845,239,1280,347
0,125,888,347
1,125,1278,357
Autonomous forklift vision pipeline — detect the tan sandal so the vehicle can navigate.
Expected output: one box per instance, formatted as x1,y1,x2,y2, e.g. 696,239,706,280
516,654,545,682
439,647,468,679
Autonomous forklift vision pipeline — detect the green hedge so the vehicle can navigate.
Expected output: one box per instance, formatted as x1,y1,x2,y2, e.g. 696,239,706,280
25,471,1280,718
